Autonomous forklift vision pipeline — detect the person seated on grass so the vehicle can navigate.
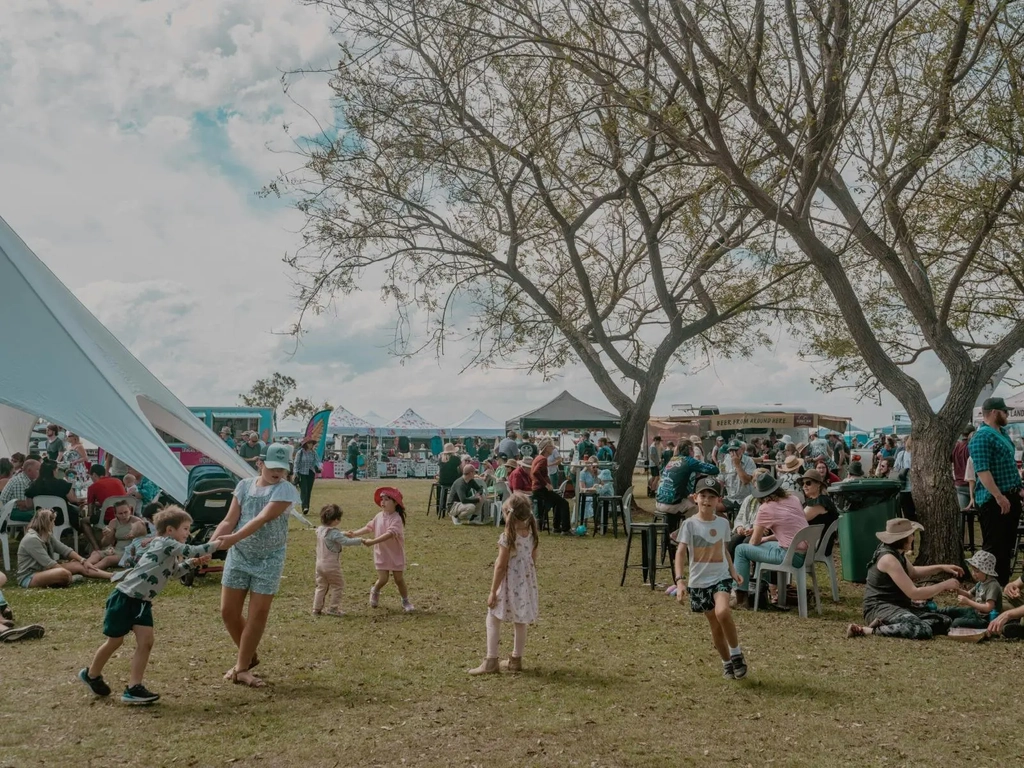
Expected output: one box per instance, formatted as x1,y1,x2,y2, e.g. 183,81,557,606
934,550,1002,629
449,463,485,525
987,575,1024,639
116,502,164,571
0,570,45,643
846,518,963,639
79,506,223,705
85,500,148,572
16,508,111,588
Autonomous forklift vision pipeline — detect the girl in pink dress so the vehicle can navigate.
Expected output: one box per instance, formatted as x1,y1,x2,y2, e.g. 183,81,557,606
468,494,539,675
348,487,413,612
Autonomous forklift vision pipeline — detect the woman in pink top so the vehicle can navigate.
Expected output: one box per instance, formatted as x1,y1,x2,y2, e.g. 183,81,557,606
732,472,809,607
348,487,414,612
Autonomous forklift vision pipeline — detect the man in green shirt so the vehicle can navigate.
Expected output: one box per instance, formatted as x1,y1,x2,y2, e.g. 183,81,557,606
238,433,262,470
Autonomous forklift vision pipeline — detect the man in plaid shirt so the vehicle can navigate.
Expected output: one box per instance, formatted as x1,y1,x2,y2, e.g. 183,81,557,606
969,397,1024,585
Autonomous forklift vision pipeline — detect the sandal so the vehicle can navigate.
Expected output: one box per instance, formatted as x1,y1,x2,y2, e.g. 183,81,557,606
248,653,259,671
233,669,266,688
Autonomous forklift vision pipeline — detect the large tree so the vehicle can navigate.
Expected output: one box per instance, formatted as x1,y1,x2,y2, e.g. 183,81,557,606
495,0,1024,561
272,0,805,493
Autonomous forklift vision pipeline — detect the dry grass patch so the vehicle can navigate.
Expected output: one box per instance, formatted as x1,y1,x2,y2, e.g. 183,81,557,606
1,477,1022,767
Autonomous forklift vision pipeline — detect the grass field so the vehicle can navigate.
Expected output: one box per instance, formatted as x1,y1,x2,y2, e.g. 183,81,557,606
1,477,1022,767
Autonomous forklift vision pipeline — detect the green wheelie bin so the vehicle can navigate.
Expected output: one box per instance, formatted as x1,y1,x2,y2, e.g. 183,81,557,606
830,478,902,583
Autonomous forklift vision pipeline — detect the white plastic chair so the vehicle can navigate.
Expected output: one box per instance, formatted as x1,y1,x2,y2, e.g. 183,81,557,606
752,524,824,618
1,499,30,571
32,495,79,554
814,518,841,603
490,480,510,526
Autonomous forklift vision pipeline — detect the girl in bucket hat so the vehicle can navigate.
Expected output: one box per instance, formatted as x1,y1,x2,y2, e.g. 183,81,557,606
846,518,964,639
347,488,414,612
933,550,1002,629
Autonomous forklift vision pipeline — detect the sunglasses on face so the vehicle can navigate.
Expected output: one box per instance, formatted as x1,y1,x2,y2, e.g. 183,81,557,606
801,480,819,486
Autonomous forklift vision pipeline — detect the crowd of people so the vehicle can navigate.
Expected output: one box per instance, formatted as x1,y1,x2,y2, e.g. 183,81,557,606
3,401,1024,699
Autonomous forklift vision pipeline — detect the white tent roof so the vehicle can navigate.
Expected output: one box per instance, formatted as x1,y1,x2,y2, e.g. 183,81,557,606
328,406,375,435
0,214,254,501
449,409,504,437
363,411,386,425
377,408,446,437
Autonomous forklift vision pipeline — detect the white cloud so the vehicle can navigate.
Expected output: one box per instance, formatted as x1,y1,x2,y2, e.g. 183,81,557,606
1,0,1017,441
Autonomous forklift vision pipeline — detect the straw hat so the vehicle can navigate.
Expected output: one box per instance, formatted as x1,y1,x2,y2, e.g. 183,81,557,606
779,456,803,473
688,435,701,443
504,458,518,470
536,437,554,452
875,517,923,543
443,442,456,453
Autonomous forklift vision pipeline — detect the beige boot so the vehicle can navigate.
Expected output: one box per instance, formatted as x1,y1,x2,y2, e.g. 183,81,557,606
499,656,522,673
467,657,499,675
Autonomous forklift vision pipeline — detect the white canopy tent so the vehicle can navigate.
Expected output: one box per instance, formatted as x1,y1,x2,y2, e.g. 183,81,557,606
449,409,504,438
0,214,254,502
378,408,446,437
327,406,376,436
363,411,386,426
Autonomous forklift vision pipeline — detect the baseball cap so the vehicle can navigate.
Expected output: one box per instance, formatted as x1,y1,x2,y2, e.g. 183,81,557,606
982,397,1008,412
694,476,724,497
263,443,293,470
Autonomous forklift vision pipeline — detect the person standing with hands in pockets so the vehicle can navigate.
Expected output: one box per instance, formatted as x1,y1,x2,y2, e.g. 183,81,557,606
675,477,748,680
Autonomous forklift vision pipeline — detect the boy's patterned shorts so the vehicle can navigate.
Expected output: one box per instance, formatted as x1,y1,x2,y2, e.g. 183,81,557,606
687,578,735,613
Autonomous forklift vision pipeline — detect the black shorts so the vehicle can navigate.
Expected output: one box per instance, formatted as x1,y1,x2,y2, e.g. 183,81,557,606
687,578,735,613
102,589,153,637
650,465,661,477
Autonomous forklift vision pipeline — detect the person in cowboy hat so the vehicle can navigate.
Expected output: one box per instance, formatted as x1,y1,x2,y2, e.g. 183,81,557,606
688,435,705,461
292,436,323,515
846,518,963,639
495,457,519,482
731,471,810,608
932,551,1003,630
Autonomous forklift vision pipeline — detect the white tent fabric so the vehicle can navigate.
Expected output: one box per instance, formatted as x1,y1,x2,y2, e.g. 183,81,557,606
363,410,386,425
448,409,504,437
327,406,375,435
377,408,446,437
0,214,254,501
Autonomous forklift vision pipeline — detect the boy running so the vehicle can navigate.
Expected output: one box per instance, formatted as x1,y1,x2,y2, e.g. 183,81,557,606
674,476,749,680
79,506,223,704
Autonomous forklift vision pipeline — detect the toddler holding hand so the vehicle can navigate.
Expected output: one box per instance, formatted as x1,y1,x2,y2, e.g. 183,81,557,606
313,504,365,617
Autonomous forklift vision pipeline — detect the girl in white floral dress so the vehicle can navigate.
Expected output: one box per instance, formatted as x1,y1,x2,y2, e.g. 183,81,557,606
468,494,539,675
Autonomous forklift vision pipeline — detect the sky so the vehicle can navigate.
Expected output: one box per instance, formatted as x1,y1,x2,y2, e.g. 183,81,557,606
1,0,1019,434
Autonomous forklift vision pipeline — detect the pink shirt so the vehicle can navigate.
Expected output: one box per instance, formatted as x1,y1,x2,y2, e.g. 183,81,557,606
754,495,809,551
370,510,406,571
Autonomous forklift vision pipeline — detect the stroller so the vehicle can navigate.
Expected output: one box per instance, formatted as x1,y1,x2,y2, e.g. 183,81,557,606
179,465,237,587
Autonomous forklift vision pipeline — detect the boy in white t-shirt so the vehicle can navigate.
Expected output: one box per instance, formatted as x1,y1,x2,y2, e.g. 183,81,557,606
675,476,748,680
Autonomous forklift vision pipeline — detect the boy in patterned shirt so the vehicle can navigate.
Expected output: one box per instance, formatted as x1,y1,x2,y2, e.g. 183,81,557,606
674,476,749,680
78,506,223,704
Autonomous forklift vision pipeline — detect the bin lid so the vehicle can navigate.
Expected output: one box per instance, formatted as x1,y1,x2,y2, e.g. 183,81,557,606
830,478,902,495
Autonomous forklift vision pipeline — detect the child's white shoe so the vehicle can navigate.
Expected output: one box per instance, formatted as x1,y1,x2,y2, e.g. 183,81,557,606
369,587,380,608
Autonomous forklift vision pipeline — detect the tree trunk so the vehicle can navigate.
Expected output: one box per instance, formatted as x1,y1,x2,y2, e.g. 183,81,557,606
613,385,658,500
908,418,964,567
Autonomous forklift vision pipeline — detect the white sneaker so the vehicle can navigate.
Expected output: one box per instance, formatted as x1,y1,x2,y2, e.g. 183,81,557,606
402,601,415,613
452,516,462,525
71,575,84,584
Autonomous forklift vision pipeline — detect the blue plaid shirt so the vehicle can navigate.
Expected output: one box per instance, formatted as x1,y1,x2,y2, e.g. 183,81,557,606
293,448,321,476
969,425,1021,506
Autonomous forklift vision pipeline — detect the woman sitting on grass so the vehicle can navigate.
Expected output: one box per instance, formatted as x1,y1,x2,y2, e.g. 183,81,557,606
847,518,963,639
16,508,111,588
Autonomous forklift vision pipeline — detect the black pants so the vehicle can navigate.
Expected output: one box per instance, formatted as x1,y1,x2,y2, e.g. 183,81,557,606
663,512,684,563
899,492,916,521
979,491,1023,586
533,488,570,532
297,472,316,513
728,532,750,561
